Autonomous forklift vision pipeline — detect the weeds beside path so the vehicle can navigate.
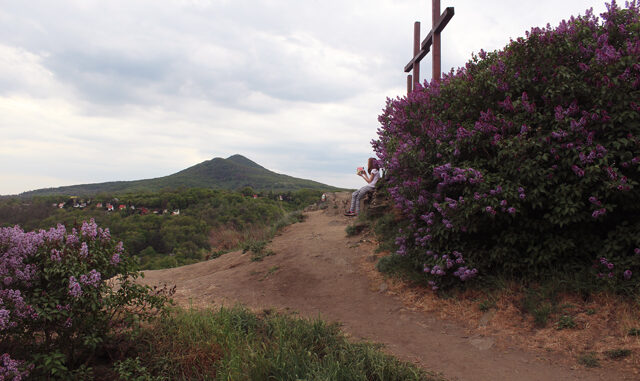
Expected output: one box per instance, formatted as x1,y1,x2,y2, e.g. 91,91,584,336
141,192,634,381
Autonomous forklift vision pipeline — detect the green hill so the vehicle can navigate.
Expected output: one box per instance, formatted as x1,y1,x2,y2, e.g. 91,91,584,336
20,155,341,196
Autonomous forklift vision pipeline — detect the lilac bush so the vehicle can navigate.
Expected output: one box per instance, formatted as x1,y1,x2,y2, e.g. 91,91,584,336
374,1,640,291
0,219,168,379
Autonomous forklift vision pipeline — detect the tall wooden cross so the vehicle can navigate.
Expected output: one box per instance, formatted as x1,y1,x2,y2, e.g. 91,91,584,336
404,0,454,94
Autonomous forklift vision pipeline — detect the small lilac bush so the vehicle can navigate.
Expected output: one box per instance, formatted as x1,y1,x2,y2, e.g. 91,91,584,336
374,2,640,291
0,219,168,379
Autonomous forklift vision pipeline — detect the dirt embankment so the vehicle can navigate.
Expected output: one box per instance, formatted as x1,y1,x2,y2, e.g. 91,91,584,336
141,192,637,381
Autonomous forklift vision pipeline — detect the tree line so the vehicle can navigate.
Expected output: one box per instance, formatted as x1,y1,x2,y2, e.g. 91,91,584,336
0,187,325,269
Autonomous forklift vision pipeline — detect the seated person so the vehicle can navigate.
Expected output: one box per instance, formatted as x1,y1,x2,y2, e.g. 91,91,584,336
345,157,381,216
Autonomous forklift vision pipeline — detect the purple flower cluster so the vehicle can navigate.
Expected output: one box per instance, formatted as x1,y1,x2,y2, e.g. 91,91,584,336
79,242,89,258
422,250,477,286
0,353,31,381
79,269,101,288
68,270,102,298
68,276,83,298
595,257,616,278
80,219,98,240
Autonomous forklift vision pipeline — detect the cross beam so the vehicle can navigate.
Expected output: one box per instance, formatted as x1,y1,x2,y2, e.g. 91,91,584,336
404,2,454,94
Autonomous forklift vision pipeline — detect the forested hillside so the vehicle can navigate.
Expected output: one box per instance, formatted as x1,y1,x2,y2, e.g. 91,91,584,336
17,154,341,197
0,187,325,269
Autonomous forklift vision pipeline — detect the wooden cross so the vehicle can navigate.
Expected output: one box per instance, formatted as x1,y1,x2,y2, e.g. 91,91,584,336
404,0,454,94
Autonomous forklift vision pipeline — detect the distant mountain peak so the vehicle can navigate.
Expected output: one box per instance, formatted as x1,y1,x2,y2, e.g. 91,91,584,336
225,154,266,170
18,154,341,196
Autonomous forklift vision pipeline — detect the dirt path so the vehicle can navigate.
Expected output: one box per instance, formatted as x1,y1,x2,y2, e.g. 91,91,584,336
141,192,632,381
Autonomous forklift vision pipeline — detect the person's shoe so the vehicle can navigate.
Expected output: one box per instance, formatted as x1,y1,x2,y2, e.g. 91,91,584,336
344,211,356,216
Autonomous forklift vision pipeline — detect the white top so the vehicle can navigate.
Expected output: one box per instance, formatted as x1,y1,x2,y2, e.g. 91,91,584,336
369,168,380,187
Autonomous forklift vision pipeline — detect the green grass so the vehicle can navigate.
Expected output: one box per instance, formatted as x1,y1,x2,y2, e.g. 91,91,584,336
242,240,275,262
578,352,600,368
604,348,632,359
345,222,369,237
518,285,563,328
123,306,444,380
628,328,640,336
555,315,577,330
478,298,496,312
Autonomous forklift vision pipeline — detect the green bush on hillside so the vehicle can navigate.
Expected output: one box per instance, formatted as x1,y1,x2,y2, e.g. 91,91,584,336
373,3,640,292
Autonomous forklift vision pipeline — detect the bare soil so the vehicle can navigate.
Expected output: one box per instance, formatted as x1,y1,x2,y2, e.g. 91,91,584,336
141,192,638,381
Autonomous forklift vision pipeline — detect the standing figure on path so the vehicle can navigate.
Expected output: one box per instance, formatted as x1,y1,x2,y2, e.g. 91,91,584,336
345,158,381,216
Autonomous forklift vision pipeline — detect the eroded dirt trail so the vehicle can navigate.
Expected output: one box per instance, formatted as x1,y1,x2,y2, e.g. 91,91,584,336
141,192,630,381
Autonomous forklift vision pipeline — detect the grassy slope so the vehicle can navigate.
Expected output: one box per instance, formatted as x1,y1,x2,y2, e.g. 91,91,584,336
111,306,443,381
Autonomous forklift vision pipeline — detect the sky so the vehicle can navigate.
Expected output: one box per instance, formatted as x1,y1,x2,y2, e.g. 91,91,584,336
0,0,611,195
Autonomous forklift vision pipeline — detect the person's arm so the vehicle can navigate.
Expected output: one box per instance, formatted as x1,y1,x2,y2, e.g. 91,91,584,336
359,172,373,183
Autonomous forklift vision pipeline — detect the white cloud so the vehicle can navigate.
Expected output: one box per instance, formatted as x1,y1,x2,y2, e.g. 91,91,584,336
0,0,613,194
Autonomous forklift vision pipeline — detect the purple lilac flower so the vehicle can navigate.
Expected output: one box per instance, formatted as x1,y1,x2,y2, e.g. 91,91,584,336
66,233,79,247
571,165,585,177
588,196,602,206
68,276,82,298
624,270,633,280
0,309,10,330
79,242,88,258
50,249,62,262
81,219,98,240
98,227,111,241
0,353,30,380
44,224,66,243
79,269,101,287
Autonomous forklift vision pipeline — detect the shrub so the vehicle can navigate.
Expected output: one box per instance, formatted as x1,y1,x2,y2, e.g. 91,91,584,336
578,352,600,367
555,314,577,330
604,348,632,359
346,222,369,236
242,240,275,261
0,220,168,379
373,2,640,291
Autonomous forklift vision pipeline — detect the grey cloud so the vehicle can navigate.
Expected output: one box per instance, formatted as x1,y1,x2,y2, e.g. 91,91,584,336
0,0,400,110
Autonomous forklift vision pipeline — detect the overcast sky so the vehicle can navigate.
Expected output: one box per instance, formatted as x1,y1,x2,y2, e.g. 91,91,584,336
0,0,610,195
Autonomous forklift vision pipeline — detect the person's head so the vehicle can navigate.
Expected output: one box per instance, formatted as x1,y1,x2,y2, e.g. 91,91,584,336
367,157,379,174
